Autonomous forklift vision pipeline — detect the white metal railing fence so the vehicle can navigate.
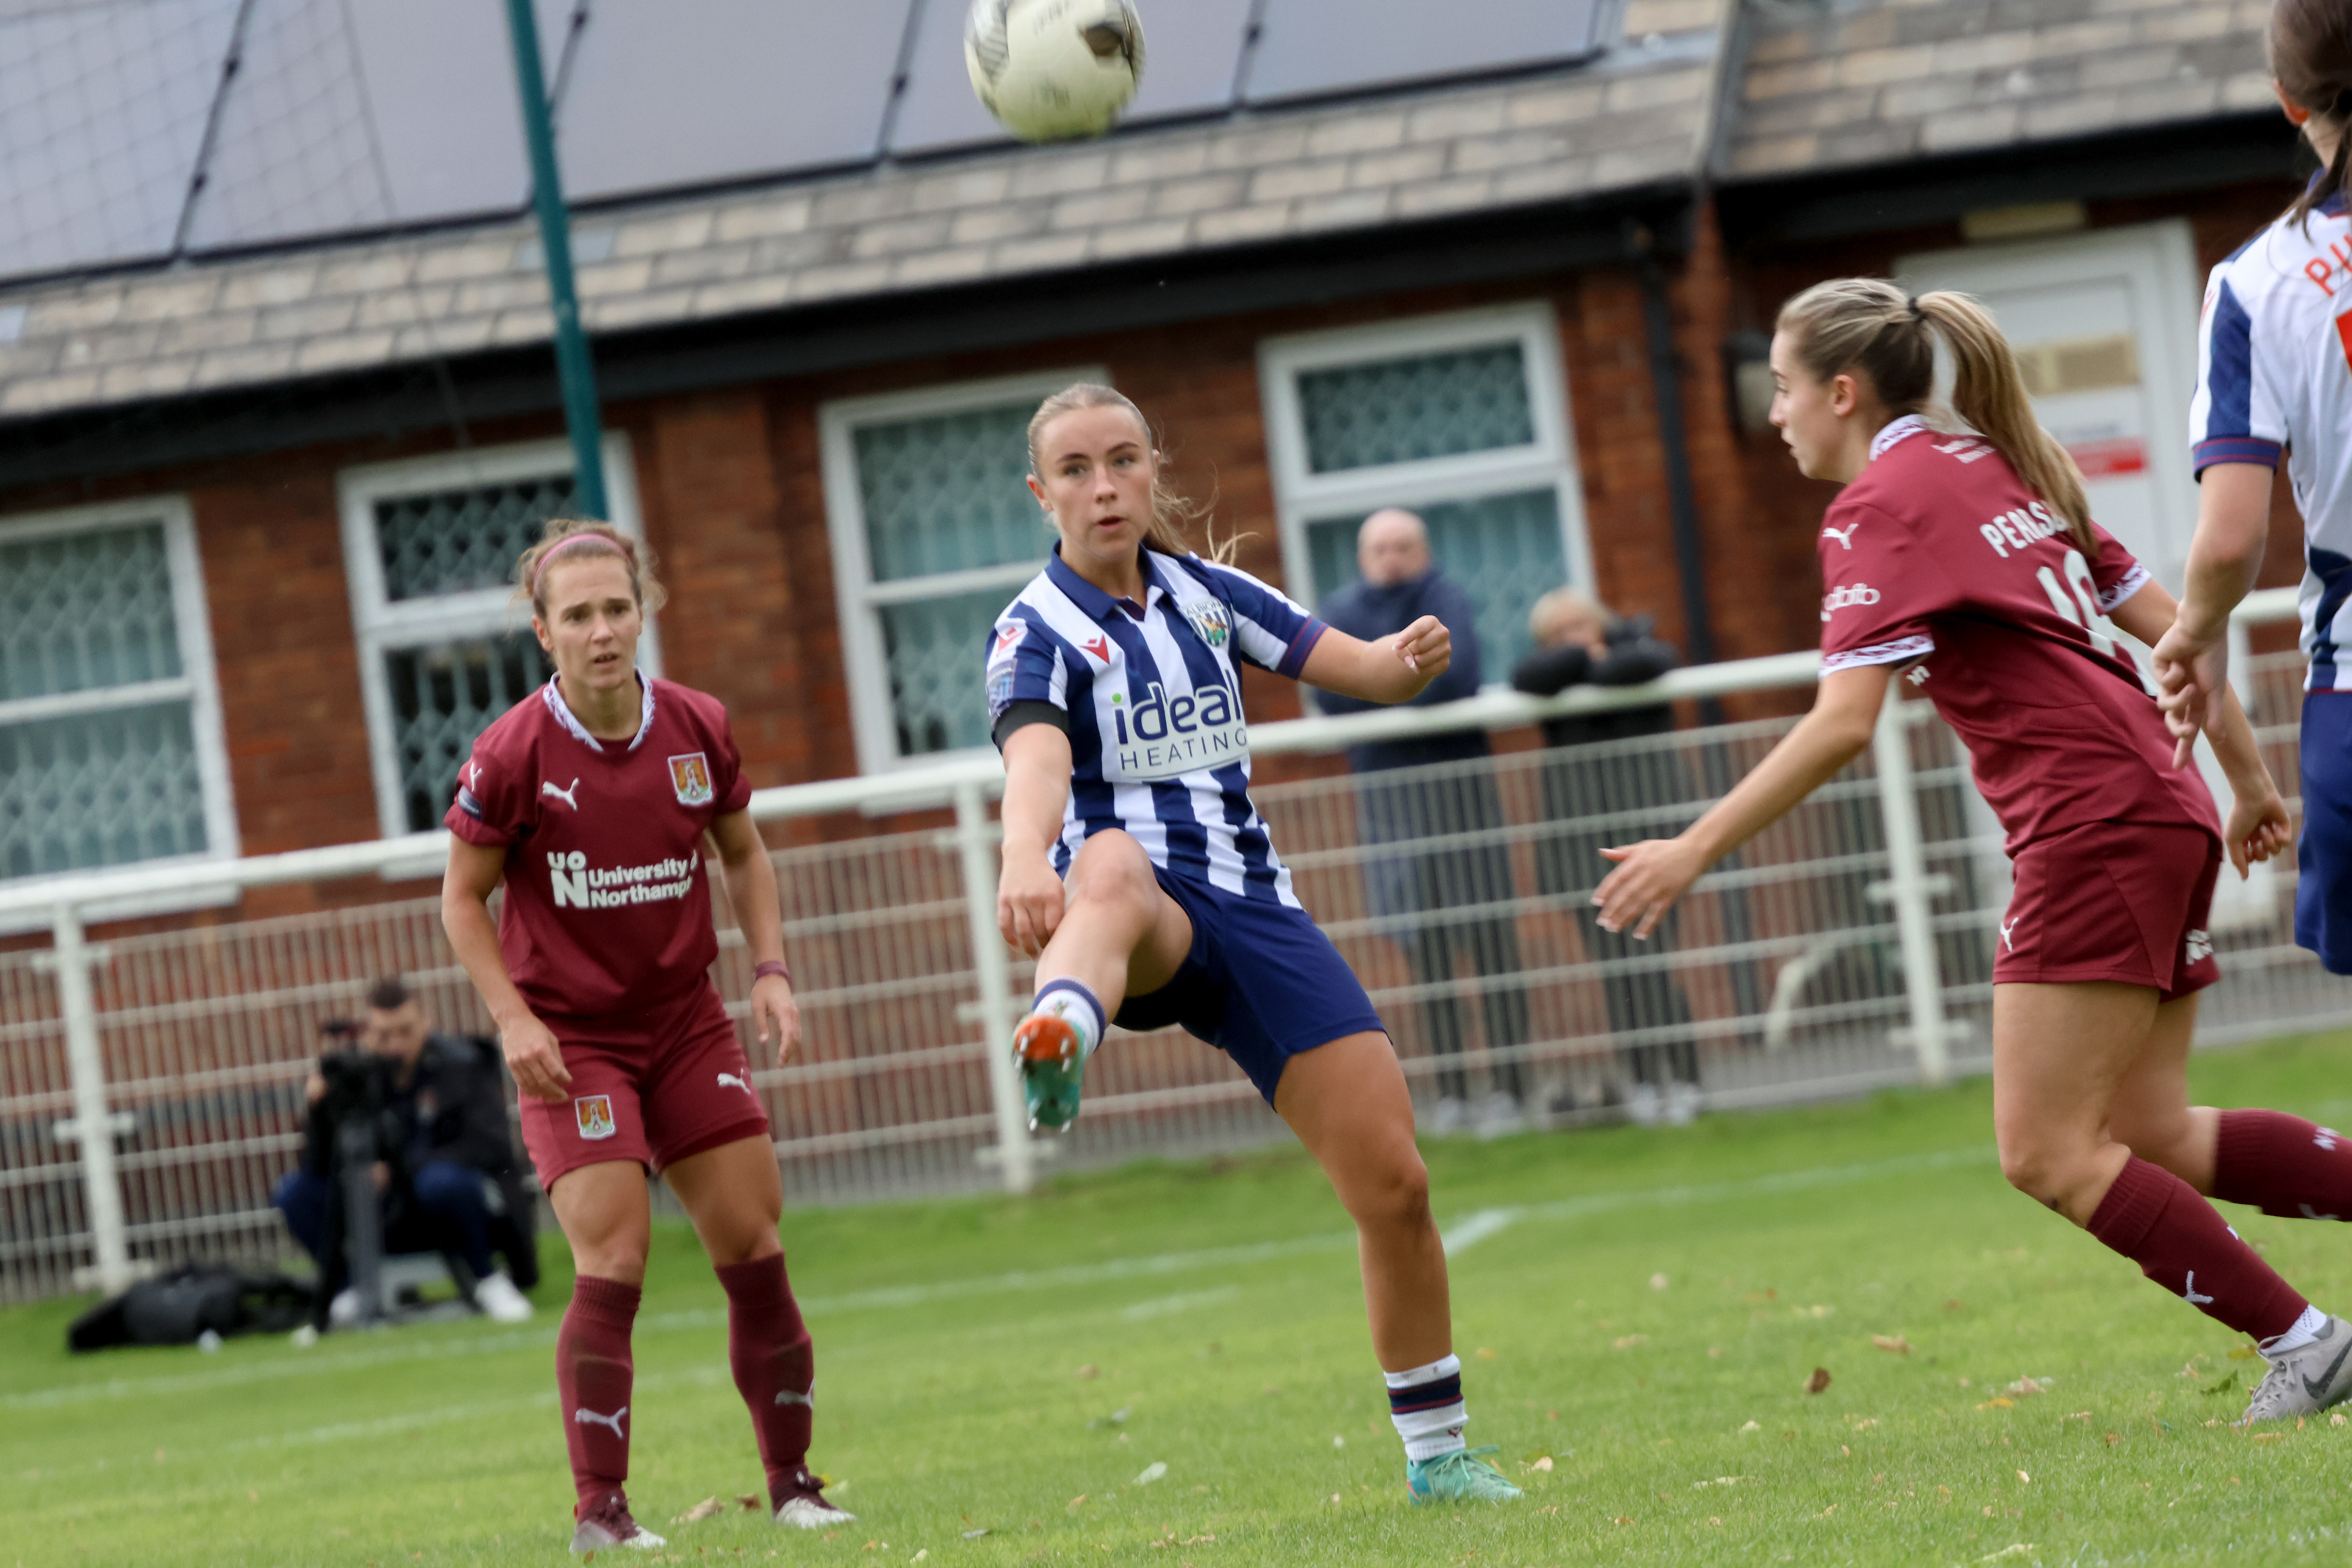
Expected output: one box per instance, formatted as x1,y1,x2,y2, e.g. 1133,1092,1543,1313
3,589,2339,1303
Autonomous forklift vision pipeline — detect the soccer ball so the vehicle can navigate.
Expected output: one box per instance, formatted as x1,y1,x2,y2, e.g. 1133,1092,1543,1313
966,0,1145,143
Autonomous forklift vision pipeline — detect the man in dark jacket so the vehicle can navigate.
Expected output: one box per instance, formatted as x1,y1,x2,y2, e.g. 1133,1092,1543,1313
1512,590,1702,1126
273,976,537,1322
1318,509,1529,1136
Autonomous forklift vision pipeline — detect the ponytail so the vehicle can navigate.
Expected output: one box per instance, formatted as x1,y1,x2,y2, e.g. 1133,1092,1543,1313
2272,0,2352,228
1777,277,2092,554
1913,292,2093,555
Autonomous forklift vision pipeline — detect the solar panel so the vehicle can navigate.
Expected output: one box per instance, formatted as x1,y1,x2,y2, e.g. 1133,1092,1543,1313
554,0,912,203
1243,0,1605,104
888,0,1254,157
340,0,559,226
0,0,240,280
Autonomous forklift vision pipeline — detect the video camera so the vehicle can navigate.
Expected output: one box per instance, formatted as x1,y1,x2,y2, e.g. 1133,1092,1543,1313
314,1019,406,1167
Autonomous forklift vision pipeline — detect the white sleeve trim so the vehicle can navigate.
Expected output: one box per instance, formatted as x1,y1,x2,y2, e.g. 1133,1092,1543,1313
2095,564,2152,615
1821,635,1934,674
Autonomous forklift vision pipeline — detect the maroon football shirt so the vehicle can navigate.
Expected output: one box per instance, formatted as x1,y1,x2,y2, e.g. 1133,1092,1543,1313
445,676,753,1019
1817,416,2219,854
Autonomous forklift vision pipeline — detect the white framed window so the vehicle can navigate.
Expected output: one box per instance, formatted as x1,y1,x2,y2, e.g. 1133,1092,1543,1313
821,367,1103,775
338,434,659,839
1258,303,1592,684
0,497,239,925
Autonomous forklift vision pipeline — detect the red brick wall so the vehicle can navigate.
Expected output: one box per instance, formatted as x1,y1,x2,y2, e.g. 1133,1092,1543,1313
7,178,2304,925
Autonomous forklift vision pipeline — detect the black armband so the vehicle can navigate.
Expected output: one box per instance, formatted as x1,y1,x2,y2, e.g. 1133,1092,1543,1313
992,700,1070,751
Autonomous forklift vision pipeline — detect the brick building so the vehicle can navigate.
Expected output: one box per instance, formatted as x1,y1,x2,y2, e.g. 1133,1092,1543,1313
0,0,2308,930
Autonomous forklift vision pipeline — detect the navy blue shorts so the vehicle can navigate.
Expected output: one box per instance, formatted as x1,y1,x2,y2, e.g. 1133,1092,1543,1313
2297,693,2352,975
1113,866,1387,1106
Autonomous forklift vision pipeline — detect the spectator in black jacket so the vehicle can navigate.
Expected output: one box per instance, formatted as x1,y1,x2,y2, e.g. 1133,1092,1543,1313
273,976,538,1323
1512,590,1703,1126
1318,509,1529,1137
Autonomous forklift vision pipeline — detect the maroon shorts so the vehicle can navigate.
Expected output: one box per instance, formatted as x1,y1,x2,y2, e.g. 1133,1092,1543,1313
518,982,770,1191
1994,820,2221,1002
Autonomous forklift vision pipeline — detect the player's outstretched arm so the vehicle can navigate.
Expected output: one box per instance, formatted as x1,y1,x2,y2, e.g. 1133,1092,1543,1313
1594,665,1891,939
1299,615,1451,704
2151,462,2272,750
998,723,1077,957
708,809,802,1066
440,837,571,1103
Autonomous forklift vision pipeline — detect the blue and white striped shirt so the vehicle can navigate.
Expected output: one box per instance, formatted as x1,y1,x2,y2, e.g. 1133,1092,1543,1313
2193,190,2352,688
987,546,1328,905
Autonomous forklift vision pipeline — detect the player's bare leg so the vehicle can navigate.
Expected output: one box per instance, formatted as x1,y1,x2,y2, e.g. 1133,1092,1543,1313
548,1161,661,1552
1277,1031,1518,1503
1993,982,2344,1421
2106,994,2219,1193
1015,830,1191,1128
668,1135,848,1527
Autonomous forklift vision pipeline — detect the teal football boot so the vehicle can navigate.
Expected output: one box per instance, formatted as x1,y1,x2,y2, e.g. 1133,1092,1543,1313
1406,1446,1523,1505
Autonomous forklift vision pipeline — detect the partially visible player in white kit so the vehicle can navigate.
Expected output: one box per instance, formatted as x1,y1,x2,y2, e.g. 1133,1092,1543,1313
989,383,1519,1504
440,522,852,1552
2151,0,2352,1297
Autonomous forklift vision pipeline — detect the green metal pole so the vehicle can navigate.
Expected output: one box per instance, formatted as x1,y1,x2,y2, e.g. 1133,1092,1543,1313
503,0,607,519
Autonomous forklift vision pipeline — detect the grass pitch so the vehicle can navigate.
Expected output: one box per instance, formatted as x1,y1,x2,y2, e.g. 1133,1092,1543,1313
15,1036,2352,1567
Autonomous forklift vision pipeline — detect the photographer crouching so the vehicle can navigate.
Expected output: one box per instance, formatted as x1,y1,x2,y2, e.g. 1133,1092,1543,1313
273,976,538,1327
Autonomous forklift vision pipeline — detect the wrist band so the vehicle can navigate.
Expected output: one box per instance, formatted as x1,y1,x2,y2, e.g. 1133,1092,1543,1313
753,959,792,985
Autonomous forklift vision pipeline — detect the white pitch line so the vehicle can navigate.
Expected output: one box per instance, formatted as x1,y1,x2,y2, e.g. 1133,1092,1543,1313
1440,1208,1526,1256
1119,1286,1240,1321
2,1144,1995,1413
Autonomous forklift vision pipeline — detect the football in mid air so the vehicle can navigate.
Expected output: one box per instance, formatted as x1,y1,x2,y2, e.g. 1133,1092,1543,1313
966,0,1145,143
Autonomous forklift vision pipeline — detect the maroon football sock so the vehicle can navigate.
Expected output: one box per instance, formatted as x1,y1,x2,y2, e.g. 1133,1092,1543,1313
2213,1109,2352,1221
2086,1157,2307,1340
715,1253,816,1503
558,1275,641,1516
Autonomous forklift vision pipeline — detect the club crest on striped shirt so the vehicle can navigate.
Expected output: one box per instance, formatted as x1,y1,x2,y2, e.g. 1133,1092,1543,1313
668,751,713,806
1183,598,1231,649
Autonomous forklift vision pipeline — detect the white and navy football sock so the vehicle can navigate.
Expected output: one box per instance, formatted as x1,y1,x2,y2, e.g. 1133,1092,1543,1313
1385,1353,1468,1462
1028,978,1104,1060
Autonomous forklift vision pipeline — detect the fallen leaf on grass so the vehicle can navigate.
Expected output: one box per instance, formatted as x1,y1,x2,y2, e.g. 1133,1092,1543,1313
1477,1347,1497,1360
1611,1515,1634,1526
1650,1273,1669,1291
1805,1368,1833,1395
1797,1304,1835,1319
673,1497,725,1525
1872,1335,1911,1355
1852,1418,1879,1431
1977,1398,2016,1410
2200,1372,2241,1398
2252,1432,2286,1443
2004,1377,2048,1397
2229,1344,2261,1361
1077,1364,1100,1380
2104,1432,2121,1445
2017,1470,2031,1484
1614,1334,1649,1351
2334,1412,2348,1427
1707,1346,1723,1359
1522,1456,1554,1473
1137,1463,1168,1485
2062,1412,2091,1424
737,1494,762,1510
1067,1495,1088,1511
1738,1420,1762,1434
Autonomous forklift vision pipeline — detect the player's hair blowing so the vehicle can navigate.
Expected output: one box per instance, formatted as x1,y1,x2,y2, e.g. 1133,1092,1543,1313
1776,277,2094,555
2272,0,2352,228
514,519,668,619
1026,383,1241,564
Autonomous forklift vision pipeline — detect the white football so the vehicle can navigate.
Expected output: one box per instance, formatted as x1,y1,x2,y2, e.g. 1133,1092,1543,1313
966,0,1145,143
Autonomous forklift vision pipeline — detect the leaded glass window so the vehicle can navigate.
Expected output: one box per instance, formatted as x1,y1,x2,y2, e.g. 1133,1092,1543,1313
1297,344,1535,474
0,504,233,897
340,437,654,837
386,632,554,833
823,374,1089,772
1261,309,1588,693
375,473,576,601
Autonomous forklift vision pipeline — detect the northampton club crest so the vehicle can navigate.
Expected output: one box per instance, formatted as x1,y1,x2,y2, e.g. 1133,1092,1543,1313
574,1094,617,1141
668,751,714,806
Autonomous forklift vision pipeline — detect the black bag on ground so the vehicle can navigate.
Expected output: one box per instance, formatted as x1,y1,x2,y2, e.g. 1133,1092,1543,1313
68,1265,314,1352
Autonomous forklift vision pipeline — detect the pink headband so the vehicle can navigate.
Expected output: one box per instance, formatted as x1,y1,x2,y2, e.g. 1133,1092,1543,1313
530,531,621,592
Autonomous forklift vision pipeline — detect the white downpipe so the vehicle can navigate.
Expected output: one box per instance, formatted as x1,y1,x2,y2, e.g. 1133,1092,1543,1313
1871,690,1951,1087
953,781,1034,1195
52,903,133,1294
